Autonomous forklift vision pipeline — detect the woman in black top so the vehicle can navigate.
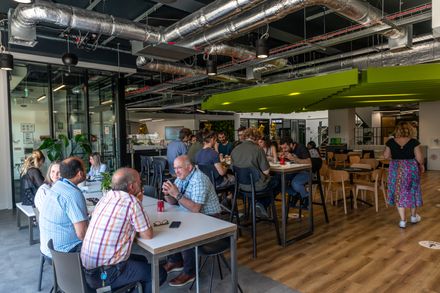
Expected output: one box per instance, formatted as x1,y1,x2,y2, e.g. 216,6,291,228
20,150,45,206
384,122,424,229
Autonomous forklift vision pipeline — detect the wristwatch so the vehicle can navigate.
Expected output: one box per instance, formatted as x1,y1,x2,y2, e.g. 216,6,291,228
176,193,184,201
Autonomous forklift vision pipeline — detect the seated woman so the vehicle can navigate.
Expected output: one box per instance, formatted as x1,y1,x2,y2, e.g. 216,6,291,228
257,136,278,163
34,161,61,210
307,141,321,158
20,150,45,206
88,153,107,181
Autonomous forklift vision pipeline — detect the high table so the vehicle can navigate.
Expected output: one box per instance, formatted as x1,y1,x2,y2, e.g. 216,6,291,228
135,202,238,293
270,162,313,246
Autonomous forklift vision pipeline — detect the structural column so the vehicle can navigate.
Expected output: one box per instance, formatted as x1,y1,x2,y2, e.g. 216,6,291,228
328,108,356,149
0,70,13,209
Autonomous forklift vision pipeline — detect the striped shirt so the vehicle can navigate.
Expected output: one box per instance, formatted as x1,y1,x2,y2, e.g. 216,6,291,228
81,190,151,270
39,178,88,257
174,168,221,215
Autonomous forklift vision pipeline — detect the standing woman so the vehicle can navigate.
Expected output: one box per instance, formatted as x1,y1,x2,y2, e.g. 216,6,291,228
384,122,424,228
20,150,45,206
88,152,107,180
34,161,61,210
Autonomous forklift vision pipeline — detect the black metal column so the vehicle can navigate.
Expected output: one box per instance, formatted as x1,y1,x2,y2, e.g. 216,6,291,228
115,75,128,168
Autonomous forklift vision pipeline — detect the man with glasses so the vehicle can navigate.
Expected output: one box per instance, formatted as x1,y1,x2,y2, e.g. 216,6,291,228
81,168,167,293
162,155,221,287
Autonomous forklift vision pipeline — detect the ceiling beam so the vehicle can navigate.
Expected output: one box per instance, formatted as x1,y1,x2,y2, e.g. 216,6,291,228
101,3,164,45
306,8,334,21
268,27,302,43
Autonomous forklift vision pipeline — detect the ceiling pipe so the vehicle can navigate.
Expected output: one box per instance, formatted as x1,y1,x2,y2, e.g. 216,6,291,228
204,43,287,73
177,0,405,48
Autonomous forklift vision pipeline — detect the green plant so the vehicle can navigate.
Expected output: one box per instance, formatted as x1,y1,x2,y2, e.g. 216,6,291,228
39,134,92,161
100,172,112,192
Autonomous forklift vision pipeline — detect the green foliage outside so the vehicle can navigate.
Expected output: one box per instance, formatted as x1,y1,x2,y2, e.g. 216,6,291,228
199,120,235,143
100,172,112,192
38,134,92,162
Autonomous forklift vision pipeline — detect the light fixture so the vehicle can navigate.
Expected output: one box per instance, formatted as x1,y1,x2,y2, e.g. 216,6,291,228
206,59,217,76
53,84,66,92
258,107,268,110
101,100,113,105
37,95,47,102
288,92,301,96
342,93,418,98
196,109,206,113
221,102,231,105
13,0,33,3
0,45,13,71
139,118,153,122
61,35,78,67
256,38,269,59
152,119,165,122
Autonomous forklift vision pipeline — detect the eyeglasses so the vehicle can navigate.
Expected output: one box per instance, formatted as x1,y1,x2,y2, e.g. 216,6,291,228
153,220,169,227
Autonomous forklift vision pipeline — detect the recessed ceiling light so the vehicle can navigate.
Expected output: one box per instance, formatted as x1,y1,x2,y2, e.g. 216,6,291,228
288,92,300,96
258,107,268,110
221,102,231,105
342,93,418,98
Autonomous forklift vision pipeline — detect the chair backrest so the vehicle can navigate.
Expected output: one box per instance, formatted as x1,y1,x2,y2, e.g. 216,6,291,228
327,151,334,161
349,155,361,164
334,153,348,162
140,156,152,175
350,163,371,170
48,239,88,293
143,184,157,198
197,164,217,185
329,169,350,182
360,158,379,169
370,169,382,183
311,157,323,174
233,166,260,186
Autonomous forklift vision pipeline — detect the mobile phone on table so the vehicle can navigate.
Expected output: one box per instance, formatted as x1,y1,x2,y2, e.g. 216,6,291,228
169,221,181,228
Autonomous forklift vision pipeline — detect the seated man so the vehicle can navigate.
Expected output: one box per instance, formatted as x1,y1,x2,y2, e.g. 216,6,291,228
217,131,233,156
230,128,279,217
81,168,167,292
195,130,234,188
38,157,89,257
280,137,312,208
162,155,221,287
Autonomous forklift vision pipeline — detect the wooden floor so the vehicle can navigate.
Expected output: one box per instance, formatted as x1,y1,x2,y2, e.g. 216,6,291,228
235,171,440,293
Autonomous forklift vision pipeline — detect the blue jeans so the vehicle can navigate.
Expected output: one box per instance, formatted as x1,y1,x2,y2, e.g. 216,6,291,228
84,254,167,293
168,248,195,275
290,171,310,199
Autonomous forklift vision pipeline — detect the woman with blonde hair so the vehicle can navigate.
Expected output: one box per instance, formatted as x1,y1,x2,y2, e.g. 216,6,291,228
20,150,45,206
88,152,107,180
34,161,61,210
384,121,424,228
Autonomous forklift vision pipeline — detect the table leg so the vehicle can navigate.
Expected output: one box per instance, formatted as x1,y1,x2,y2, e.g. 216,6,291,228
308,167,314,233
281,172,286,247
151,255,160,293
195,246,199,293
230,232,238,293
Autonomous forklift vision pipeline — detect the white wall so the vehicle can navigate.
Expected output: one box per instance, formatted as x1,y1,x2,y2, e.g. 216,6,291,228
306,118,328,144
420,101,440,170
328,108,355,148
0,71,13,210
371,112,382,145
145,120,195,141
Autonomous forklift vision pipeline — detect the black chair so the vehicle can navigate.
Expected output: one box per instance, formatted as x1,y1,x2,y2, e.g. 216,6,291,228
189,238,243,293
140,156,153,185
143,184,157,198
286,158,329,223
47,239,142,293
231,166,281,259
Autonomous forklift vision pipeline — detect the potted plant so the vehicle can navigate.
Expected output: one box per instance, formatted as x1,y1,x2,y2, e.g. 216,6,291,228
100,172,112,194
39,134,92,161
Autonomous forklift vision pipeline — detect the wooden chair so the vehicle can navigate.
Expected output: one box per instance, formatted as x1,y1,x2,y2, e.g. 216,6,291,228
327,170,353,214
350,163,372,181
380,169,389,208
348,155,361,165
353,169,382,212
326,151,334,165
334,153,348,168
360,158,379,169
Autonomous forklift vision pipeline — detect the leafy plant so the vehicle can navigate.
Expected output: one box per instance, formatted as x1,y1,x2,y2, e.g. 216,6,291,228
100,172,112,192
39,134,92,161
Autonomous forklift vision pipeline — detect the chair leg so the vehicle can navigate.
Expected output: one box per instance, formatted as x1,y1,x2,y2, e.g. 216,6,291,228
342,188,347,215
219,254,244,293
318,182,329,223
354,187,359,209
251,199,257,259
374,189,379,212
37,254,45,291
209,256,215,293
216,255,223,280
190,256,207,291
271,199,281,246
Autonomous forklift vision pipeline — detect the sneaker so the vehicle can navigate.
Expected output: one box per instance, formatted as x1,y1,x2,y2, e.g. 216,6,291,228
168,273,195,287
410,214,421,224
163,261,184,273
399,220,406,229
255,202,269,219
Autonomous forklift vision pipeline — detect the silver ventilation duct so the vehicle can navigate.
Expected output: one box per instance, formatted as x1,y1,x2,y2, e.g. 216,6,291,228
136,57,246,83
163,0,264,42
177,0,405,48
204,43,288,74
9,1,161,46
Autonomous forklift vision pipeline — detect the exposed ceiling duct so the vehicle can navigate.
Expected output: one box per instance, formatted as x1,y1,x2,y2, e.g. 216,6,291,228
136,57,248,83
177,0,405,49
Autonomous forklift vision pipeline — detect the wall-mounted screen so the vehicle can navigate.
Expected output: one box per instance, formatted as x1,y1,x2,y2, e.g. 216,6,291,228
165,126,183,140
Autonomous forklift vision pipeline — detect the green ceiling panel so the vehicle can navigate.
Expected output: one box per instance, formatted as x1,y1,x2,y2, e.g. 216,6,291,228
202,69,359,113
202,64,440,113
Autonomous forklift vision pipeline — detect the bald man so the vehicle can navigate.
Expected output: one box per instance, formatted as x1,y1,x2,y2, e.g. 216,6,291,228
81,168,166,293
162,155,221,287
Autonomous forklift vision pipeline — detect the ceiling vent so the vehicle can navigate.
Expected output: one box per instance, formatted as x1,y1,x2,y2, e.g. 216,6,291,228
131,41,196,62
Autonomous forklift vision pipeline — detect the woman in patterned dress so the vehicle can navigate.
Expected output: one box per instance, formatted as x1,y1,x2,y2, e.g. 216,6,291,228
384,122,424,228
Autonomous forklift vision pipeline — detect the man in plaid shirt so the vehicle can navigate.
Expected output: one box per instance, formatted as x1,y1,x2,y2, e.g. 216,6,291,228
162,155,221,287
81,168,166,292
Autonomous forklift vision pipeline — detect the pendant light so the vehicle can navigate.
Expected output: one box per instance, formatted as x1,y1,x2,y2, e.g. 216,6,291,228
0,29,13,71
256,38,269,59
206,59,217,76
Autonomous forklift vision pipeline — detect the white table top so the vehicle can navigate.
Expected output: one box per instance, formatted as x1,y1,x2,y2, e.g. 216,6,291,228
79,181,102,193
136,204,236,255
269,162,311,172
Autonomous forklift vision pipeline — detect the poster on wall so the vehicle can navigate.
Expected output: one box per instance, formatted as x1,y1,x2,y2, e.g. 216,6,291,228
23,132,34,145
73,129,82,136
20,123,35,133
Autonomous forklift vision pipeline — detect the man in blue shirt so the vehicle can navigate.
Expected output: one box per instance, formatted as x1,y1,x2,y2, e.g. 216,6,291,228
217,131,233,156
167,128,192,175
38,157,89,257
